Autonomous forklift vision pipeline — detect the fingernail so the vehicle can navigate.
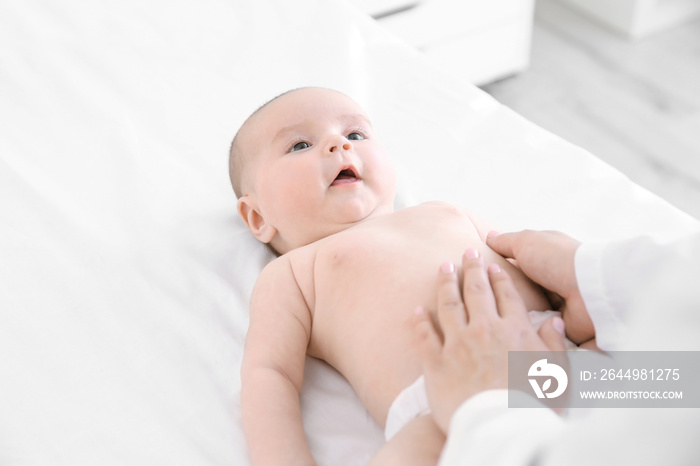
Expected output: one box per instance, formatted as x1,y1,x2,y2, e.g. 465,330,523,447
464,248,479,259
440,261,455,274
486,230,501,239
553,317,566,335
488,263,501,274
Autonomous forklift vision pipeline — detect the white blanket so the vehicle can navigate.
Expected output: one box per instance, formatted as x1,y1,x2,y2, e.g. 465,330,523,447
1,1,698,465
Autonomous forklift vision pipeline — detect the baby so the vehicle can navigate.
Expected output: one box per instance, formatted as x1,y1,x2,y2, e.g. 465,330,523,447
233,88,568,465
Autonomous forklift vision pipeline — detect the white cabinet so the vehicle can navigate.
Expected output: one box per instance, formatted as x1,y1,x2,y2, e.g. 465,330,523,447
554,0,700,39
350,0,536,85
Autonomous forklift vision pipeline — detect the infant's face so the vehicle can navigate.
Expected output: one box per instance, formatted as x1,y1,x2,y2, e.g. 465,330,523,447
242,88,397,251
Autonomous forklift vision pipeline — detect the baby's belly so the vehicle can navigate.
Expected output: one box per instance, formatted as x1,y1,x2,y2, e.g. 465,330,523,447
306,205,549,425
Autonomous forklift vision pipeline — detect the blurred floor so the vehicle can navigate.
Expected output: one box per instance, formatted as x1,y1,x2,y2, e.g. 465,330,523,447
481,0,700,220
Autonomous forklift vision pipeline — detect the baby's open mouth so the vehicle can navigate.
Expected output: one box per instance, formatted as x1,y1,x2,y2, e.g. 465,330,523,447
331,166,361,186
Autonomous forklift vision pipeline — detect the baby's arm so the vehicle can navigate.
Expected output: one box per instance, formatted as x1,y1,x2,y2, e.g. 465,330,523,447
241,257,315,465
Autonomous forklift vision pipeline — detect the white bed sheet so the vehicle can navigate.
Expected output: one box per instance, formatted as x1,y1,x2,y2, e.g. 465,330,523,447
1,0,698,465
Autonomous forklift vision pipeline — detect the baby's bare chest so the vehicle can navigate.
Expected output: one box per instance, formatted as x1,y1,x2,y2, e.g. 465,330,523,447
301,205,482,348
317,204,477,289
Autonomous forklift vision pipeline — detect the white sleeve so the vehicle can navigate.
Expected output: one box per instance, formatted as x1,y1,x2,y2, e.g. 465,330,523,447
574,234,697,350
573,239,647,350
440,232,700,466
438,390,564,466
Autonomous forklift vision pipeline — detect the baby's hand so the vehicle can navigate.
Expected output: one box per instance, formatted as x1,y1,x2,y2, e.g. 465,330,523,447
413,248,568,434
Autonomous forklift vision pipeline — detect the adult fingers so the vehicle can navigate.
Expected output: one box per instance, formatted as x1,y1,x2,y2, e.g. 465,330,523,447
487,230,582,297
538,316,568,352
486,263,528,320
436,261,468,331
485,230,521,260
461,248,498,322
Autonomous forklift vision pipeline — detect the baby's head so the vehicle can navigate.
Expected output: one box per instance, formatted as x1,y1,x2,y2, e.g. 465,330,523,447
230,87,397,256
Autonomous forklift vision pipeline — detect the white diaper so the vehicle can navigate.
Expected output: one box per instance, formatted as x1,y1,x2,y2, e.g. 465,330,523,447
384,376,430,441
383,310,575,440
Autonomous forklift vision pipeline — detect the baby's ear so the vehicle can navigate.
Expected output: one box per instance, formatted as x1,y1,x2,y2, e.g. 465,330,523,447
237,196,276,244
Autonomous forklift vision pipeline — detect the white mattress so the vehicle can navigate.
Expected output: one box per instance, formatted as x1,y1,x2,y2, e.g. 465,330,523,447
1,0,698,465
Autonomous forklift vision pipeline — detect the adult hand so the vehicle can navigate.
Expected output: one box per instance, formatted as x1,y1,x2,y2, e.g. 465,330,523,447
413,248,568,435
486,230,594,344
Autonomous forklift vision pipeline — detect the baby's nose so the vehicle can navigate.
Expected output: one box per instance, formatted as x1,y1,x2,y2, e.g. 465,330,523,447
327,134,353,154
329,142,352,152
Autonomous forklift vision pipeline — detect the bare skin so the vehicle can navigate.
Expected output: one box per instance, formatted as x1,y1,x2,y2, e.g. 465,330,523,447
235,88,559,465
241,202,551,464
413,246,569,435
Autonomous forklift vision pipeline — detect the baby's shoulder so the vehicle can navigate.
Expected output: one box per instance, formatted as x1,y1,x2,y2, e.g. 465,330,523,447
252,256,293,300
253,246,317,309
257,245,314,283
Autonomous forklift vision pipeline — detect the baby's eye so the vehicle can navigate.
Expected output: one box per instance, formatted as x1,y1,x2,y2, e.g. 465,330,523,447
347,132,365,141
290,141,310,152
